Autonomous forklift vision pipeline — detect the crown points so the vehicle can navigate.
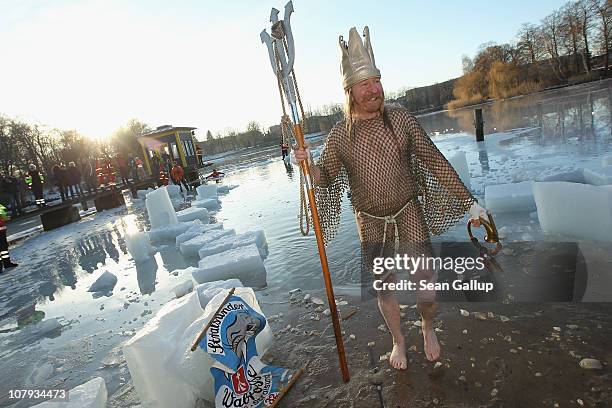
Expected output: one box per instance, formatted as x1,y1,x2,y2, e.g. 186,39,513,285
339,26,381,90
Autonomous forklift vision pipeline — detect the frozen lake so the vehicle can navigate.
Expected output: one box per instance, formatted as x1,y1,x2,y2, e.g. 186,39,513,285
1,79,612,406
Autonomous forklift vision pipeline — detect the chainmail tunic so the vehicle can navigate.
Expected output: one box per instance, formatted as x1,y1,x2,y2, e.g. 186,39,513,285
315,106,475,253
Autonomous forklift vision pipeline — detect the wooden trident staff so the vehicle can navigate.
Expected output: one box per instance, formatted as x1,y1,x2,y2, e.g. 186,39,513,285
260,1,350,383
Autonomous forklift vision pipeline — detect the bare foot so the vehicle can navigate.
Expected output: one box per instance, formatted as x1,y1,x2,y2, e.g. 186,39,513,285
389,341,408,370
422,325,441,361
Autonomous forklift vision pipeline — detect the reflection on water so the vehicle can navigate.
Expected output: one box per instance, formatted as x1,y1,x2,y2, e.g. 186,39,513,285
420,80,612,154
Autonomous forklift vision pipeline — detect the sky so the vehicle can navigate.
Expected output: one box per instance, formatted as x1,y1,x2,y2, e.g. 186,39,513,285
0,0,568,141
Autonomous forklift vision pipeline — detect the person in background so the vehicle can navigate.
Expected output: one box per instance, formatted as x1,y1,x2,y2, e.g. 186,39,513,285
161,151,171,173
151,154,161,176
135,157,145,180
5,172,24,216
158,169,169,186
280,142,289,160
103,157,116,186
52,164,68,201
0,203,18,272
81,158,96,194
16,171,28,211
205,168,225,181
26,164,45,207
116,153,130,187
128,154,139,182
68,162,83,197
170,162,190,192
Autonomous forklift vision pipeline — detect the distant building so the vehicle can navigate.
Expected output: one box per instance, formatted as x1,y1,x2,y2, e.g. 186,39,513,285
137,125,199,174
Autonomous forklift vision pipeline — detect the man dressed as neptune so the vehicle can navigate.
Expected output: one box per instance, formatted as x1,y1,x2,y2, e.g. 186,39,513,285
294,26,490,370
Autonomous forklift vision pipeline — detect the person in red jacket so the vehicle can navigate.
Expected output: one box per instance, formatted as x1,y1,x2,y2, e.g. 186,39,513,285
0,204,18,273
170,162,190,192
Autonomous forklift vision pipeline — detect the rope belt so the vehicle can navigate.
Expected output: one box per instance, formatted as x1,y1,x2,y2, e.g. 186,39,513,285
358,197,418,257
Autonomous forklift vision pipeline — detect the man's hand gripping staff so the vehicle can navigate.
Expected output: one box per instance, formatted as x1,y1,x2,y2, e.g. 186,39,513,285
261,1,350,383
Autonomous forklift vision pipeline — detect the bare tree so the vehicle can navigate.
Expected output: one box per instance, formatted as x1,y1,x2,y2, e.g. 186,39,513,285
591,0,612,74
561,2,585,74
461,55,474,74
577,0,596,72
517,23,544,65
541,11,567,81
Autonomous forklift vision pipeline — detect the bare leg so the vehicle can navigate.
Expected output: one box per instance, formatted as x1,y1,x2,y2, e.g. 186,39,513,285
418,301,441,361
377,274,407,370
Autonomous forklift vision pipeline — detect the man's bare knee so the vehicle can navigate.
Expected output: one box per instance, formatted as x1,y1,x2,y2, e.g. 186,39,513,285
417,301,438,321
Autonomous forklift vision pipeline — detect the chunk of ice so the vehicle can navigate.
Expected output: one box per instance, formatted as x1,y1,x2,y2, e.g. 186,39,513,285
172,280,194,299
537,168,585,183
217,185,237,194
124,292,204,408
180,228,236,257
176,206,210,223
32,377,107,407
176,222,223,248
194,244,267,288
171,266,200,277
602,155,612,166
190,198,220,211
88,271,117,293
197,234,236,259
533,182,612,241
233,229,268,258
194,279,244,309
485,181,535,213
165,185,181,197
196,184,217,199
168,287,273,403
137,188,154,199
447,150,471,189
583,166,612,186
197,229,268,259
146,188,178,229
31,318,62,336
125,231,155,262
148,222,191,242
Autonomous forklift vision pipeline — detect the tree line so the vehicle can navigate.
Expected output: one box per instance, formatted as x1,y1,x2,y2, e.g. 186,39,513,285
389,0,612,112
0,115,152,178
199,104,344,156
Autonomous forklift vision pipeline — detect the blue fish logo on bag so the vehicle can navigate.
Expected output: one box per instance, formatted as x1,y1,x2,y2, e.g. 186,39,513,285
200,294,296,407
